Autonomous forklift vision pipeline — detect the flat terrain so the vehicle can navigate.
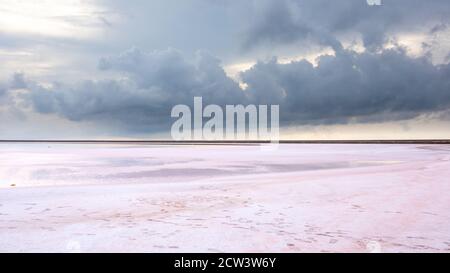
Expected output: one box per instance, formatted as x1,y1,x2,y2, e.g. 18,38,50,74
0,143,449,252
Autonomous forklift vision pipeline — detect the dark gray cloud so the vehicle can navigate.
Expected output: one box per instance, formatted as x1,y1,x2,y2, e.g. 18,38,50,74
19,45,450,133
27,48,246,133
0,74,28,124
98,47,245,105
10,73,27,90
29,79,173,132
0,73,27,97
244,0,450,51
241,47,450,125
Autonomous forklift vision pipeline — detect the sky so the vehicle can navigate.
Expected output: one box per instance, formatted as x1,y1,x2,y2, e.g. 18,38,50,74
0,0,449,140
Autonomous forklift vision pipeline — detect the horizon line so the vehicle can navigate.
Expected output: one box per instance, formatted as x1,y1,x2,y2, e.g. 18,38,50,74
1,139,450,144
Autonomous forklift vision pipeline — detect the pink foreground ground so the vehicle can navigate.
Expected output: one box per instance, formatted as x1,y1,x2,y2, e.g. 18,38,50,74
0,143,449,252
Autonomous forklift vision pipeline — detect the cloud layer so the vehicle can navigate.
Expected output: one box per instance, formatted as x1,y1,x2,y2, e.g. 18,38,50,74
243,0,450,51
24,48,246,133
8,45,447,133
242,48,450,124
0,0,449,138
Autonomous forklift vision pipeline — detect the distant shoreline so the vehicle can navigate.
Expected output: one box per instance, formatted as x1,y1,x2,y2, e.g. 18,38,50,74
1,140,450,144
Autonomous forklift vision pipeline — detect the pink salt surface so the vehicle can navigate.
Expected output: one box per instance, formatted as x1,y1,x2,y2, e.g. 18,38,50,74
0,143,449,252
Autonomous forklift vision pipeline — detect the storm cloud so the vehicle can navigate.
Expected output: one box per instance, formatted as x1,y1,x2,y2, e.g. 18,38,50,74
0,0,449,138
19,45,450,132
26,48,246,132
243,0,450,51
242,48,450,125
